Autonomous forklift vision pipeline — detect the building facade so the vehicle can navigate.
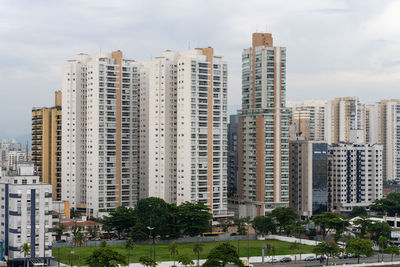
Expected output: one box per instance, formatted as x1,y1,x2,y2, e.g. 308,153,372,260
32,91,62,201
227,114,239,196
329,143,383,212
237,33,290,216
289,140,329,217
62,51,140,216
0,164,52,266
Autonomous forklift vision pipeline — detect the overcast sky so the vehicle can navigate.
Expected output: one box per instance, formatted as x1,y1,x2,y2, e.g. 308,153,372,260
1,0,400,141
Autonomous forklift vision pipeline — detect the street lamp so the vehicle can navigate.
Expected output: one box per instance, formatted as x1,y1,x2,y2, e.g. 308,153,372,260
244,222,250,264
70,249,75,267
146,226,155,261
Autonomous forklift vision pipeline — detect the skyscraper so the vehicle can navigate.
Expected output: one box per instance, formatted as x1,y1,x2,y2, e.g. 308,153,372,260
62,51,140,216
32,91,62,200
138,48,228,216
238,33,290,216
227,114,239,195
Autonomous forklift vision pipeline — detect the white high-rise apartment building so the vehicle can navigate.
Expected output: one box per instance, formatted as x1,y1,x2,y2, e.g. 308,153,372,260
139,48,228,216
329,97,366,144
238,33,290,216
0,164,52,265
62,48,228,217
329,143,383,212
367,100,400,181
287,100,329,141
62,51,140,216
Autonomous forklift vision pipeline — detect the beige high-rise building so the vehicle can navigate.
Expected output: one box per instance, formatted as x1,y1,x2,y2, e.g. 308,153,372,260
237,33,290,217
32,91,62,200
329,97,366,144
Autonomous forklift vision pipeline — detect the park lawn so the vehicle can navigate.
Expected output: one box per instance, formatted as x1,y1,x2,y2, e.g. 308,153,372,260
53,240,314,265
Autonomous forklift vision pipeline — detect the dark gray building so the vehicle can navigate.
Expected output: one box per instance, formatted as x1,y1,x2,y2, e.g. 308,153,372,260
228,114,239,196
289,140,329,218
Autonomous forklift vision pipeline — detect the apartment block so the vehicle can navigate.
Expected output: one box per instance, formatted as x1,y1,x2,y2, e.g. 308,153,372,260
329,97,366,144
287,100,329,141
237,33,290,216
289,140,330,217
227,114,239,195
329,143,383,212
32,91,62,201
138,48,228,216
0,164,52,266
62,51,140,216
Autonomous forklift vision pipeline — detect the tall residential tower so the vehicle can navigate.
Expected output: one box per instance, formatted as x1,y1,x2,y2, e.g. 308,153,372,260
238,33,290,216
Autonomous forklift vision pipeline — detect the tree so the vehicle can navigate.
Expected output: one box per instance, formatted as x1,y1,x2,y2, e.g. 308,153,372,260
73,231,86,247
353,217,372,238
100,240,107,247
252,216,276,236
54,225,65,241
139,256,156,267
378,236,388,262
349,207,368,218
384,245,400,262
312,212,341,241
102,206,136,238
176,202,212,237
193,243,204,267
168,241,179,267
203,243,244,267
87,226,99,239
233,217,250,235
177,254,194,267
346,238,374,264
370,192,400,216
125,238,135,265
218,219,232,232
368,221,391,243
313,241,342,266
20,243,31,267
271,207,299,234
290,242,301,261
86,247,127,267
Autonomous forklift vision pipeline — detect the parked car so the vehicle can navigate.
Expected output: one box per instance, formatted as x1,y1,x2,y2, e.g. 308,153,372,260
338,253,348,259
280,257,292,262
305,255,316,261
266,258,278,263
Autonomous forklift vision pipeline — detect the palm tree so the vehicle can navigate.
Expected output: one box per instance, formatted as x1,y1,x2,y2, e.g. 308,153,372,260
20,243,31,267
290,241,301,261
168,241,179,267
125,238,135,266
73,232,85,247
192,243,203,267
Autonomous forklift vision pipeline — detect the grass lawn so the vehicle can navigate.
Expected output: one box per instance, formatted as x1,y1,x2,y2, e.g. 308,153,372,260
53,240,315,265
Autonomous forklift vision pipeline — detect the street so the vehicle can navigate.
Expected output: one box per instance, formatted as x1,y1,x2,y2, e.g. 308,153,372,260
250,254,400,266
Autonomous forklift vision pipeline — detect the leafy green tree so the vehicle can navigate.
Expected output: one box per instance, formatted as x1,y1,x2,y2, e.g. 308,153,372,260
73,231,86,247
71,222,82,236
252,215,276,236
368,221,391,242
193,243,204,267
168,241,179,267
353,217,372,238
139,256,156,267
313,241,342,266
384,245,400,262
100,240,107,247
176,202,212,237
312,212,341,241
86,247,127,267
306,228,316,240
233,217,250,235
203,243,244,267
346,238,374,264
177,254,194,267
370,192,400,216
125,238,135,265
20,243,31,267
349,207,368,218
102,206,136,238
378,236,388,262
271,207,299,234
130,222,149,241
218,219,232,232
